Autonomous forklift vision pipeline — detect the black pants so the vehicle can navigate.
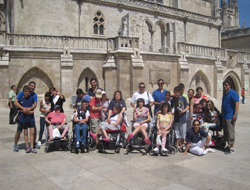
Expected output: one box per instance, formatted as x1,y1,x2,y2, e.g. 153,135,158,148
9,102,18,122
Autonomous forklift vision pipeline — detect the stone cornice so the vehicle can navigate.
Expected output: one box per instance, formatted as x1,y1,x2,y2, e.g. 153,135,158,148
221,27,250,40
82,0,221,27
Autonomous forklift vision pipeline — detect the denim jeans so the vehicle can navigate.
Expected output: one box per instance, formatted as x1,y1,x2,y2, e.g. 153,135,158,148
242,96,245,103
39,117,49,141
75,123,87,143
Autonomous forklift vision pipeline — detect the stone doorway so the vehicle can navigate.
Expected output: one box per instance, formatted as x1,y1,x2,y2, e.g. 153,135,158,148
78,68,98,92
224,76,237,92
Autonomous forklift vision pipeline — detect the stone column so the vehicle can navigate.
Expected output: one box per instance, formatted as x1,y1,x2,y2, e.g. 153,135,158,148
167,23,174,54
60,52,73,108
103,55,117,98
214,57,224,99
178,53,189,88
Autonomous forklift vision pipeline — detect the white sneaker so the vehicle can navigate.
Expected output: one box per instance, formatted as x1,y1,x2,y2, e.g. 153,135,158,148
152,147,159,154
161,147,168,154
37,141,41,146
207,148,215,153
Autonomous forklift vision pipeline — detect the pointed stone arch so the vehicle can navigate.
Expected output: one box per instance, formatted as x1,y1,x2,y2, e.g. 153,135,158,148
189,70,211,95
16,67,54,96
142,19,154,52
78,67,98,92
223,70,241,94
153,21,166,53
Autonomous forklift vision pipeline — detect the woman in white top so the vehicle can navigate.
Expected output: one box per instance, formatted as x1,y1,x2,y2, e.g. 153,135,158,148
38,92,51,145
90,105,122,143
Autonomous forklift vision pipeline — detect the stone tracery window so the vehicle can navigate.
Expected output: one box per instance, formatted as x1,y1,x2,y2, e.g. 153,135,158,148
93,11,105,35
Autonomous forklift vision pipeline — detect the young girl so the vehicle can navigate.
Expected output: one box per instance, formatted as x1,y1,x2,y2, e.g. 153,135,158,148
127,98,151,145
38,92,51,146
90,105,122,144
153,102,173,154
101,91,110,121
202,100,220,132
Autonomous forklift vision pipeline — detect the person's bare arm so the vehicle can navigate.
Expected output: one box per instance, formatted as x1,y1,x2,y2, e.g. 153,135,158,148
58,117,66,129
9,98,13,109
183,142,190,155
156,118,160,131
165,117,173,131
140,111,151,124
112,115,122,126
131,102,136,110
232,102,239,122
149,102,154,107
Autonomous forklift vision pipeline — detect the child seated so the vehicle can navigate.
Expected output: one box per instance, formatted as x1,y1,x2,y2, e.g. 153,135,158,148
73,100,90,147
90,105,122,144
45,105,69,141
101,91,110,121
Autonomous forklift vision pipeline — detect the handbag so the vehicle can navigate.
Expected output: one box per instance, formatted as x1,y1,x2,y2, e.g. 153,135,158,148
52,128,61,139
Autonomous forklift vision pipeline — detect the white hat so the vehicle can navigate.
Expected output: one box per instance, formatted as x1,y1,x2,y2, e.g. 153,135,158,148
96,89,102,98
102,91,106,95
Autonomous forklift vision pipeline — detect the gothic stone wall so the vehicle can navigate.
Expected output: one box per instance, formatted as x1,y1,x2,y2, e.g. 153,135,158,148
222,36,250,53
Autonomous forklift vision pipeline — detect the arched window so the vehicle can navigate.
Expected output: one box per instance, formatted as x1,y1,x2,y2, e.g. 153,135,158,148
93,11,105,35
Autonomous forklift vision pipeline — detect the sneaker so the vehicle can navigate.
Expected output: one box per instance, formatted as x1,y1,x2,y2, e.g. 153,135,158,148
81,142,85,146
37,141,42,146
161,147,168,154
207,148,215,153
225,148,234,155
13,145,19,152
76,142,80,148
34,143,40,149
144,138,151,146
152,147,159,154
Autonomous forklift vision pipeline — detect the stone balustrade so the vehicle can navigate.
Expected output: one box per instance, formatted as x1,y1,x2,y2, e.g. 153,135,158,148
113,36,139,51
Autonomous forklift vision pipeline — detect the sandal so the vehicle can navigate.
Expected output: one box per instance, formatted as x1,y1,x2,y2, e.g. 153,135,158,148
25,147,30,153
127,133,133,142
90,131,97,140
102,138,110,142
144,138,151,146
30,148,37,154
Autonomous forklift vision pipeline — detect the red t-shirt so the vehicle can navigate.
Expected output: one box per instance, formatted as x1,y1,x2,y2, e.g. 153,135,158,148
47,112,66,123
89,97,102,118
242,90,245,96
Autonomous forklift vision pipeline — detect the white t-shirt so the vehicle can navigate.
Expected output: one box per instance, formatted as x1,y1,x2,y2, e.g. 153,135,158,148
130,91,154,105
40,100,51,118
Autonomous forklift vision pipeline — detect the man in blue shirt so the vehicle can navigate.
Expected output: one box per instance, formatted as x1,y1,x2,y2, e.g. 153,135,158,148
222,80,239,154
152,79,167,114
13,81,37,152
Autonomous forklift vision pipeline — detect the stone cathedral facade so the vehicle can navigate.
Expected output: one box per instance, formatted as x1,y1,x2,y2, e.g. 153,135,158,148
0,0,249,107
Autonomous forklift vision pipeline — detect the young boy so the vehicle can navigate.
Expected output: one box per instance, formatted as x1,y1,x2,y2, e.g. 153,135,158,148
171,86,189,152
73,100,90,147
45,105,69,141
17,85,37,153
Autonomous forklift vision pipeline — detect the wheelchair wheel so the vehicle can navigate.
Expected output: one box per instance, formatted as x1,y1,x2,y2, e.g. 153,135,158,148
44,144,49,153
71,148,76,153
115,148,120,154
218,140,226,149
170,147,176,155
123,139,127,148
126,144,132,154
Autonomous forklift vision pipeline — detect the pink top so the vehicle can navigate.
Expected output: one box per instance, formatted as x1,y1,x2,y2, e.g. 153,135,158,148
47,112,66,124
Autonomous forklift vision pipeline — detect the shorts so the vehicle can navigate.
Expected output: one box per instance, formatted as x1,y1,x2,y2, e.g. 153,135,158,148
133,122,148,128
50,124,68,129
17,123,37,133
223,119,235,145
19,122,35,130
173,122,186,139
100,122,120,130
90,118,102,133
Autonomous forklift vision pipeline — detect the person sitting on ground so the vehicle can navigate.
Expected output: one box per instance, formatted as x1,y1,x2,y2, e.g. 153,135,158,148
38,92,51,146
101,91,110,121
183,119,215,156
15,85,37,153
127,98,151,145
74,88,90,113
45,105,69,141
73,100,90,148
202,100,221,135
90,105,123,144
152,102,173,154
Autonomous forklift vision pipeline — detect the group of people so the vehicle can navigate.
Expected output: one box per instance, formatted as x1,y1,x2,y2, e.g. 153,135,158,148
8,78,239,156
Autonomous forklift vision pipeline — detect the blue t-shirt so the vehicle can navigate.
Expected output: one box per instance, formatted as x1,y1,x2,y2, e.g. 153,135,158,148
16,91,38,103
108,100,127,110
171,96,188,123
222,89,239,119
76,94,90,103
18,96,35,123
152,89,167,113
186,127,208,143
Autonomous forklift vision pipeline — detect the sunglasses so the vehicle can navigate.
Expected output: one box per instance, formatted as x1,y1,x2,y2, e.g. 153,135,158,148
194,124,200,126
139,86,145,89
158,83,163,85
207,103,212,106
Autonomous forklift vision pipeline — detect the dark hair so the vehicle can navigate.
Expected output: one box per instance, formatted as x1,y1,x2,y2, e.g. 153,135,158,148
200,98,207,104
81,100,88,104
136,98,145,107
113,90,123,101
49,87,56,92
165,91,171,96
205,100,215,115
29,81,36,86
223,80,231,87
159,102,171,113
179,83,185,89
90,78,97,83
11,85,15,89
196,87,203,92
139,82,145,87
193,119,201,126
174,86,181,92
45,92,51,98
76,88,84,95
188,89,195,94
23,85,30,91
243,88,245,90
113,105,122,113
158,79,164,83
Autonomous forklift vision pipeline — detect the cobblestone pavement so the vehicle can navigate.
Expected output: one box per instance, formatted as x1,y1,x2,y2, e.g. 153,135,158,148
0,102,249,190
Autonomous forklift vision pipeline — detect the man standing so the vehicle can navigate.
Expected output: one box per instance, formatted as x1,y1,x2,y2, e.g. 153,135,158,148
130,82,154,117
8,85,18,124
13,81,38,151
87,78,103,97
152,79,167,114
222,80,239,155
179,83,189,104
241,88,245,104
